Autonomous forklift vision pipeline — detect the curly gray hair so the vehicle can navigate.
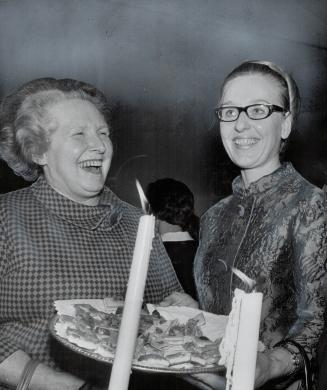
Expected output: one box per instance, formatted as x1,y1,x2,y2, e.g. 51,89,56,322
0,78,111,181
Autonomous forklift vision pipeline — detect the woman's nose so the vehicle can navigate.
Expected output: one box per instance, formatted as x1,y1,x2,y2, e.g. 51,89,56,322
88,133,106,152
234,111,251,132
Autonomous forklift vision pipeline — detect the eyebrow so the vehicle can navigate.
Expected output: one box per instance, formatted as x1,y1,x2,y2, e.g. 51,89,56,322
68,125,109,132
67,126,85,132
220,99,272,106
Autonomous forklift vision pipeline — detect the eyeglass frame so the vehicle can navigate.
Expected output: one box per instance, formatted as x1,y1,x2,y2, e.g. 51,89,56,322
214,104,288,122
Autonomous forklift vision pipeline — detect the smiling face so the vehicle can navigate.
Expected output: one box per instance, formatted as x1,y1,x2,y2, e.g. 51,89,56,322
219,74,291,184
39,98,113,205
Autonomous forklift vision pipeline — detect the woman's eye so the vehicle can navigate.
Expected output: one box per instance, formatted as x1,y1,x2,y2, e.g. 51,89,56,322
251,106,265,114
225,109,236,117
97,127,110,137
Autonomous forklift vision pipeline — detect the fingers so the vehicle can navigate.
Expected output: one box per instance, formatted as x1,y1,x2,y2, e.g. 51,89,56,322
159,292,199,308
183,373,226,390
159,295,174,307
159,291,182,306
185,297,200,309
254,352,271,388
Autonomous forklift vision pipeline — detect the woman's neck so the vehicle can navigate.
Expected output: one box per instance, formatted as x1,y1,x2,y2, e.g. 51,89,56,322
241,160,281,188
45,180,100,206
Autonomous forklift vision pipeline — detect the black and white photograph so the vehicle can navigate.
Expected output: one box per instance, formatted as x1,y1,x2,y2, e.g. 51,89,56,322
0,1,326,390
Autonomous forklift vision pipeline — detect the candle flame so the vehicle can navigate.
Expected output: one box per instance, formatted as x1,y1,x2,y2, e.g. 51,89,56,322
217,258,256,291
231,267,256,291
135,179,151,214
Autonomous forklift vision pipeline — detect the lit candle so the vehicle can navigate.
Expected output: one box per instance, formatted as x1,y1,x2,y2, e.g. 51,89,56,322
108,180,155,390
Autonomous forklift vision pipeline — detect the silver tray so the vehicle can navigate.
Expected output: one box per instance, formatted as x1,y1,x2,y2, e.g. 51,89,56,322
49,315,225,374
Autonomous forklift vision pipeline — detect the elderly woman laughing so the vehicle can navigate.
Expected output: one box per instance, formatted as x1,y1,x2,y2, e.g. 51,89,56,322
0,78,182,390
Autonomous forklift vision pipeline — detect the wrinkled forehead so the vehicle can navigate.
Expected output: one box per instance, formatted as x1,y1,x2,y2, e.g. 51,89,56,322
46,98,107,131
220,74,284,106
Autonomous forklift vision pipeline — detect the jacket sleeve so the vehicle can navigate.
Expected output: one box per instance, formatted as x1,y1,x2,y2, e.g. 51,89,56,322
288,191,327,359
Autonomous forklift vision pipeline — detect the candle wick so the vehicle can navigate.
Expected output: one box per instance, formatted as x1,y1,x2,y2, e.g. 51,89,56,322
146,203,152,215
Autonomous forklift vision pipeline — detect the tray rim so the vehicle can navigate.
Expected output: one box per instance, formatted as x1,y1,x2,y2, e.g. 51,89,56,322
49,314,225,375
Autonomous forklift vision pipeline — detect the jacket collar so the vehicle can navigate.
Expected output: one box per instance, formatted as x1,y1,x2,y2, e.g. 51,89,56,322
232,162,295,198
31,175,122,231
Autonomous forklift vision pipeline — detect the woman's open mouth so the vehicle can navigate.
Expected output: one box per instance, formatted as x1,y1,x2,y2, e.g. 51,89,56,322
79,160,103,174
233,138,259,149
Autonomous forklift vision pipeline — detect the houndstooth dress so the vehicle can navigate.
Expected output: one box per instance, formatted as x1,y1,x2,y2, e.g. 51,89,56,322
0,176,182,382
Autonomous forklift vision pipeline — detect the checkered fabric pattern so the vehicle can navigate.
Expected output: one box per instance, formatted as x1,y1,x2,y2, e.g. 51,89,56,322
0,176,182,368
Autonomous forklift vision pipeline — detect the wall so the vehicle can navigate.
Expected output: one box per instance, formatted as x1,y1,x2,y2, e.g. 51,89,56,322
1,0,327,214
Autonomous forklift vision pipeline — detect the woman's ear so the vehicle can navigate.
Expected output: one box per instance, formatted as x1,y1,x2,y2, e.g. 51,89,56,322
281,113,292,140
32,153,47,166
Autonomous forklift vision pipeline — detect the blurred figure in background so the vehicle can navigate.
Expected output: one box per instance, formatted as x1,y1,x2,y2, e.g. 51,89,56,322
146,178,199,300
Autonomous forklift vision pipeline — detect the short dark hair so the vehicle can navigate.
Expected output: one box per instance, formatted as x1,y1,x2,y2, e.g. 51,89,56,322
0,78,110,181
146,178,199,240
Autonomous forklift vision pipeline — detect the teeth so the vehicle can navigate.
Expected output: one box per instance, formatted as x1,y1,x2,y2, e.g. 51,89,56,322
80,160,102,168
234,138,258,145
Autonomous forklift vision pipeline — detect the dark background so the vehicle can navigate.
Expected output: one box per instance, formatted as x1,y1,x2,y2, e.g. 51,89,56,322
0,0,327,214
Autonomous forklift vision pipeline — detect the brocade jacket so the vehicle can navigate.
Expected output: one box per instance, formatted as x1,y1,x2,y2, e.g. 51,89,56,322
194,163,327,359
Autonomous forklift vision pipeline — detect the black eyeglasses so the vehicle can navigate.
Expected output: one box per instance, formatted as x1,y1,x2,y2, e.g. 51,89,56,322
215,104,287,122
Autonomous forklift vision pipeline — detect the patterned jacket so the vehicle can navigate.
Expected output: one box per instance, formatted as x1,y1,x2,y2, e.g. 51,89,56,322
194,163,326,359
0,176,181,372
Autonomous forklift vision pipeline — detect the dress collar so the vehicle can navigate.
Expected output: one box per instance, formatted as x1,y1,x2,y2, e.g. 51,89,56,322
232,162,295,198
161,231,194,242
31,175,122,231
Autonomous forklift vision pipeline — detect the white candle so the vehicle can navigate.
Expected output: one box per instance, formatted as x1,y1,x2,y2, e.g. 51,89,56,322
108,213,155,390
231,291,262,390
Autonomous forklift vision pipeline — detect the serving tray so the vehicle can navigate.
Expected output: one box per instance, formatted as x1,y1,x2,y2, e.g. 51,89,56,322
49,311,225,375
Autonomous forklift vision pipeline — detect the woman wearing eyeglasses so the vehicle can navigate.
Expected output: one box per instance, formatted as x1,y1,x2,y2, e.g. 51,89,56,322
174,61,326,390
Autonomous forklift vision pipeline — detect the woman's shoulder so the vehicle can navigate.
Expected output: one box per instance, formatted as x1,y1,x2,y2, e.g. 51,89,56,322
0,185,35,224
201,194,234,219
280,169,326,226
0,184,34,205
103,186,143,220
291,169,326,206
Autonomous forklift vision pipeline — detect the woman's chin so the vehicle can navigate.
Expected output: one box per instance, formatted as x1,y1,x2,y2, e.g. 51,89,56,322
80,170,107,186
230,156,259,170
83,181,106,194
